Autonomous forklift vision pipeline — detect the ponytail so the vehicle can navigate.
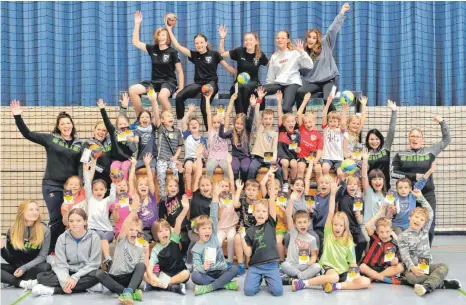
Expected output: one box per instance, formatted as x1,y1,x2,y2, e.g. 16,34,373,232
194,33,210,51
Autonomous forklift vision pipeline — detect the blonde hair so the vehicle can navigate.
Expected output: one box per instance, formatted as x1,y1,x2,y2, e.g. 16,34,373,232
64,175,82,189
303,111,316,120
152,219,171,242
375,217,392,229
194,215,214,231
94,121,105,130
232,113,248,148
318,174,333,185
346,176,360,186
165,176,179,194
327,111,341,122
347,115,361,137
115,114,130,128
10,200,45,250
153,27,171,45
282,113,295,123
266,178,281,191
245,179,260,190
262,109,274,117
410,207,429,220
332,212,352,247
254,199,269,210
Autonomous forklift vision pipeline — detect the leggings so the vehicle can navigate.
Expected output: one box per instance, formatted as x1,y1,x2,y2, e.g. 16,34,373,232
230,81,259,115
422,191,436,246
37,270,98,294
1,263,51,287
96,263,146,295
111,160,132,180
191,266,238,290
261,83,301,113
175,81,219,130
296,77,339,113
231,155,252,182
42,183,66,253
156,160,178,198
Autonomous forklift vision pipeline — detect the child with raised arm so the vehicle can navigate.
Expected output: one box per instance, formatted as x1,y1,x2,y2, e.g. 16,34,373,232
321,94,348,181
247,87,283,183
281,191,320,284
241,178,283,296
83,158,117,271
398,190,461,296
110,180,132,239
144,195,190,295
343,96,367,160
96,215,148,304
128,155,158,241
149,94,183,198
181,104,207,193
277,90,301,191
60,176,87,228
292,179,370,293
219,93,255,182
359,205,404,285
191,183,239,295
205,93,230,179
296,92,323,180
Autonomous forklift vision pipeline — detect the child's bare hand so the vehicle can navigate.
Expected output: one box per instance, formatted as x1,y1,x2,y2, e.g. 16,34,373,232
130,157,137,167
204,260,213,271
326,93,334,105
120,92,129,109
256,86,266,99
275,90,283,103
181,194,189,209
187,104,196,113
361,147,369,160
303,92,312,103
330,178,338,194
143,153,153,165
295,147,301,153
410,266,425,277
97,98,105,109
235,179,244,191
230,93,238,102
249,94,257,108
290,192,298,202
195,143,204,157
411,189,423,198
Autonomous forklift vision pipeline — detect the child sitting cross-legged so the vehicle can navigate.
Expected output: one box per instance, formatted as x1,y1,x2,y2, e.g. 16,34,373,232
191,183,239,296
359,204,404,284
398,189,461,296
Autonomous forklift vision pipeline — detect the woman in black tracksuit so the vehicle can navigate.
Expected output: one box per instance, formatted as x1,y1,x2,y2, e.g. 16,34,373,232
166,21,237,130
11,100,83,253
218,26,269,114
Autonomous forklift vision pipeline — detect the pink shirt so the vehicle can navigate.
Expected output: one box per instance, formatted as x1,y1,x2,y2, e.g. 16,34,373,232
218,204,239,230
110,198,131,235
208,129,229,160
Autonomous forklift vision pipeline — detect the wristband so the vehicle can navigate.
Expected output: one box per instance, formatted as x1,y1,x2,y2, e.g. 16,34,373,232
257,98,263,104
120,106,127,110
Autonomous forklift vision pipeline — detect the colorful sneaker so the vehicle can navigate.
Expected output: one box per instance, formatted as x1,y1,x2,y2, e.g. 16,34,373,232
118,289,135,305
443,279,461,289
194,284,213,296
132,289,143,301
226,262,233,269
292,279,305,292
414,284,427,296
32,284,54,297
323,283,335,293
19,279,38,290
237,263,246,277
390,277,402,285
169,284,186,295
223,280,239,291
281,276,294,286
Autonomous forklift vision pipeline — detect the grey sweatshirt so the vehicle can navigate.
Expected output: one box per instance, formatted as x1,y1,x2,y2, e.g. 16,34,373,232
191,202,228,273
397,196,433,270
53,229,101,288
301,13,346,83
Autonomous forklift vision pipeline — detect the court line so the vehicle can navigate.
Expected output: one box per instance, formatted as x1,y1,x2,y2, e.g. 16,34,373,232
458,289,466,297
10,290,31,305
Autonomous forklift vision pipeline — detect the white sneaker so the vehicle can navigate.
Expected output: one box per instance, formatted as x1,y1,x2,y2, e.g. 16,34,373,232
414,284,427,296
32,284,54,297
282,183,289,193
19,279,38,290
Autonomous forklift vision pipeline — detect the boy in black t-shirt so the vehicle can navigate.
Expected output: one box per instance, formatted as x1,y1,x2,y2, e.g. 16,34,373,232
241,179,283,296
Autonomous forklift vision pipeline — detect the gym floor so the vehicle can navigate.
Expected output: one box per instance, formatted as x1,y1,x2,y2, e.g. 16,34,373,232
1,236,465,305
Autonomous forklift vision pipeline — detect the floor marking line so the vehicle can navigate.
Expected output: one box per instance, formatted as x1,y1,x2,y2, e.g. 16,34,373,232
10,290,31,305
458,289,466,297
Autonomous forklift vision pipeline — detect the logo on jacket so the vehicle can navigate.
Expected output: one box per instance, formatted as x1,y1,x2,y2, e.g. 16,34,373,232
163,54,170,63
205,56,212,63
254,57,259,65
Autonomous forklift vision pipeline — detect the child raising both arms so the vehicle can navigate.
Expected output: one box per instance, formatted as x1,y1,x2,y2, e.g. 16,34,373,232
292,178,370,293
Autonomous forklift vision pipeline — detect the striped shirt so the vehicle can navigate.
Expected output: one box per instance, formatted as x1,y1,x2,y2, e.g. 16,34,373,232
362,232,399,268
157,125,183,161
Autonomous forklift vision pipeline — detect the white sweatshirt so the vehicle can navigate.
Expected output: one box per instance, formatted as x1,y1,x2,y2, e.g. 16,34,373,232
266,49,313,86
84,172,116,232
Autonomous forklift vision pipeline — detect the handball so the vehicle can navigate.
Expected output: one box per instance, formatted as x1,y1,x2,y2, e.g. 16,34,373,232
237,72,251,85
201,84,214,96
165,13,177,26
340,159,359,175
340,90,355,104
110,168,124,182
89,144,102,159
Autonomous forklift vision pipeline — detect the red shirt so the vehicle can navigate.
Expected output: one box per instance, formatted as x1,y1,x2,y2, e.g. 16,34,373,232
297,125,323,158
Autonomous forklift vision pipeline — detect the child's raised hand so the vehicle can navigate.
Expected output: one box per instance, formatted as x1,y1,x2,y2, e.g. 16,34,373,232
97,98,106,109
330,178,338,194
249,94,257,108
359,96,368,106
433,115,443,123
130,157,137,167
303,92,312,103
256,86,266,99
326,93,334,106
181,194,189,209
218,25,227,39
120,92,129,109
83,162,89,172
342,102,349,113
387,99,397,111
290,191,298,202
411,189,423,198
340,3,350,14
203,91,212,101
10,100,23,116
187,104,196,113
230,93,238,102
143,153,153,166
235,179,244,191
134,11,143,25
377,203,388,216
361,147,369,160
212,182,222,201
275,90,283,104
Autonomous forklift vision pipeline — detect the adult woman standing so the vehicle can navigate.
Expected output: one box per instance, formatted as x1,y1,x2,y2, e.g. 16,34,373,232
1,200,51,289
218,26,269,114
365,100,397,190
262,31,313,113
11,100,83,253
391,116,451,244
166,20,237,130
130,11,185,114
296,3,350,111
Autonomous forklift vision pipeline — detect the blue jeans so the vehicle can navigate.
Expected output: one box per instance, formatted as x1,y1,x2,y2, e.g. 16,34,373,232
244,262,283,296
191,266,238,291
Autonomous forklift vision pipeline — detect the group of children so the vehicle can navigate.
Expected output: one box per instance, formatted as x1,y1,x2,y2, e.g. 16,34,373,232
2,87,461,305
